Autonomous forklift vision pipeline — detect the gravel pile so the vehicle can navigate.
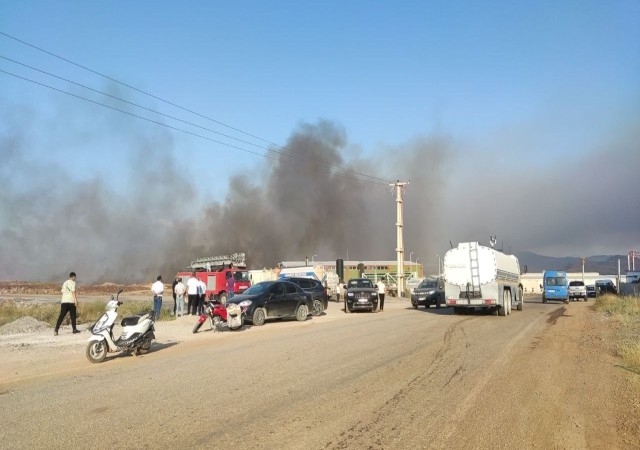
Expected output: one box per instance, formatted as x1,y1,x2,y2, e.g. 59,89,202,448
0,316,51,335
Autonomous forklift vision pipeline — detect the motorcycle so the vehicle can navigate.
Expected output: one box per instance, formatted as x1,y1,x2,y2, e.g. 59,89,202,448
193,299,251,333
86,289,156,363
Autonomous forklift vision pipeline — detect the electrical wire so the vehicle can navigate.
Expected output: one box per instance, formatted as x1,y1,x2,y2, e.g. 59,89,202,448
0,68,392,186
0,31,395,185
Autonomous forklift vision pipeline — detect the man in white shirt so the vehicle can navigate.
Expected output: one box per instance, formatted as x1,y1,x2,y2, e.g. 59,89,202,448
54,271,80,336
151,276,164,320
197,278,207,315
174,277,187,317
377,279,386,312
186,273,199,316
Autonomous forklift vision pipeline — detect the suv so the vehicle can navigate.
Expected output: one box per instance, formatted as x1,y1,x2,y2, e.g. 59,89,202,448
345,278,378,313
411,277,445,309
595,279,617,295
568,280,588,301
282,277,328,316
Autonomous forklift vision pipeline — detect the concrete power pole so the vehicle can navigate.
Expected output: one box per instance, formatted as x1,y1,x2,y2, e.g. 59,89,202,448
581,257,586,282
389,180,409,297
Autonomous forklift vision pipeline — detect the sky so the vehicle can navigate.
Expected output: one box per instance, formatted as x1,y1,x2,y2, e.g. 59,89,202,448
1,1,639,282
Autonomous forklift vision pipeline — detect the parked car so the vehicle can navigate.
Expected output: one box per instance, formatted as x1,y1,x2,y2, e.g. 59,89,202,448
595,279,617,295
411,277,445,309
568,280,588,301
345,278,378,313
282,277,328,316
586,285,596,298
226,280,312,326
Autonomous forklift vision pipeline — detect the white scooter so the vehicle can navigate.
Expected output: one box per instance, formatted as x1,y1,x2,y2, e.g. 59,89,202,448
86,289,156,363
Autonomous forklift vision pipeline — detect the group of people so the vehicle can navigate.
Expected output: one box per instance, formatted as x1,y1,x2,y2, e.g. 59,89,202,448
161,271,237,319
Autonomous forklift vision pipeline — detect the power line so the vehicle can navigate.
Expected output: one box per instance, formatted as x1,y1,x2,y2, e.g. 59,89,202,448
0,68,392,186
0,31,394,185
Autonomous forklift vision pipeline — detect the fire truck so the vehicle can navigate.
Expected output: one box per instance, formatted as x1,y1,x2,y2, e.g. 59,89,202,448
177,253,251,303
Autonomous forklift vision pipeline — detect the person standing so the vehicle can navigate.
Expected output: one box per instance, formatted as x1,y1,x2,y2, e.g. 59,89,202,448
151,276,164,320
226,272,235,300
377,278,386,312
171,275,179,316
335,281,341,303
174,277,186,317
54,272,80,336
197,277,207,315
186,272,199,315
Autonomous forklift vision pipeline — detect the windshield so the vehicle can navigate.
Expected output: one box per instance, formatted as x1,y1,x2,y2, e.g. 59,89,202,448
233,271,249,282
569,281,584,287
418,279,438,289
243,282,270,295
546,277,567,286
348,279,373,288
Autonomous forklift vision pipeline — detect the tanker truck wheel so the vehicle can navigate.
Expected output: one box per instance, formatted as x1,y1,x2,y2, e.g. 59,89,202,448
517,287,524,311
498,291,508,316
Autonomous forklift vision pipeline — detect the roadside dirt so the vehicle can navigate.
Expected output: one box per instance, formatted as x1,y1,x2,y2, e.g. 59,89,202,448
0,293,638,448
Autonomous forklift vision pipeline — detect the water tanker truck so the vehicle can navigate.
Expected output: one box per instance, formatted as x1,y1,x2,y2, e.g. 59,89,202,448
443,242,523,316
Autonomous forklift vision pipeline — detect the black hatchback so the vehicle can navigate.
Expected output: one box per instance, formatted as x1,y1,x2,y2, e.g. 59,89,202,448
226,280,312,326
280,277,328,316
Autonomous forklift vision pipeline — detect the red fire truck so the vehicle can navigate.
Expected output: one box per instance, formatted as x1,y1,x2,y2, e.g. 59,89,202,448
177,253,251,303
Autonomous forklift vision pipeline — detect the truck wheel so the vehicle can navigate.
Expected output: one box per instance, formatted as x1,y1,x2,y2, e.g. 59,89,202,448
517,287,524,310
498,291,508,316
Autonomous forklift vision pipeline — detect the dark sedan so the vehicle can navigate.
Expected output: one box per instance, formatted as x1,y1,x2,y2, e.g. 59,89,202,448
411,277,445,309
226,280,312,326
280,276,328,316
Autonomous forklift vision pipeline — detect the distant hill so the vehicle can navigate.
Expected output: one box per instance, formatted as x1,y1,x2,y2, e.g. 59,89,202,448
514,251,627,275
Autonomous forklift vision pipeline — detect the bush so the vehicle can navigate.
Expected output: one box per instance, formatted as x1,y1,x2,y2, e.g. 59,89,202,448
594,294,640,373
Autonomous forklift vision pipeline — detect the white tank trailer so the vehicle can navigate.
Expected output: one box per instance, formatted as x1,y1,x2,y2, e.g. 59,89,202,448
443,242,524,316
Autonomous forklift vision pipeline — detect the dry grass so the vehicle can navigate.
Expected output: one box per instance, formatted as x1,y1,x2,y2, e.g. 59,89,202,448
594,294,640,373
0,300,174,328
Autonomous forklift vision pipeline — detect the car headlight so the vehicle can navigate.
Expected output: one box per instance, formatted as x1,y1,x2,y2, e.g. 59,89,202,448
427,290,435,295
371,292,377,297
347,292,354,297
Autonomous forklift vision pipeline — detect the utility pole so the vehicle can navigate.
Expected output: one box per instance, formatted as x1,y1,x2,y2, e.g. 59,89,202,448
581,257,586,282
389,180,409,297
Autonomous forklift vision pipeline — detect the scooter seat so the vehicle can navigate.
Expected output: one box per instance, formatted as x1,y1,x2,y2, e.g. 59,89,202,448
121,315,145,326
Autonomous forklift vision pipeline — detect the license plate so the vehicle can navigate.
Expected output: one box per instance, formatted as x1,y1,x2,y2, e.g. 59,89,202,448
358,299,368,303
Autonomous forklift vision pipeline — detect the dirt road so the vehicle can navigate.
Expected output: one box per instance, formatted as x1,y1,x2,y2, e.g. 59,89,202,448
1,297,638,449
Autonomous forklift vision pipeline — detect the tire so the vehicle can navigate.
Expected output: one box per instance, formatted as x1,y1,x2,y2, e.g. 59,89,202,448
411,300,418,309
506,291,512,315
436,298,441,309
86,341,107,364
517,287,524,311
296,304,309,322
218,293,228,305
192,321,204,334
498,291,508,316
252,307,266,326
137,339,152,355
311,299,323,316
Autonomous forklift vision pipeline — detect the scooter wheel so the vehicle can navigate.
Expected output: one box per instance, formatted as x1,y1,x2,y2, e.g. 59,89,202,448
86,341,107,363
193,321,204,334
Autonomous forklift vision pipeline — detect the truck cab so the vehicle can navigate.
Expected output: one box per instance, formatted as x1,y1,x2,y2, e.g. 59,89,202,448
542,271,569,304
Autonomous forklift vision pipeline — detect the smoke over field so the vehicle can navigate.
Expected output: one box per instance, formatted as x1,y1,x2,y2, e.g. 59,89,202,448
0,111,450,283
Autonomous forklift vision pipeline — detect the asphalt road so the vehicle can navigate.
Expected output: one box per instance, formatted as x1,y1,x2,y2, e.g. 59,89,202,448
0,296,630,449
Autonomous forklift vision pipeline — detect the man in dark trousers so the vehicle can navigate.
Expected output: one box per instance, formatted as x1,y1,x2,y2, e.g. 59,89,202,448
54,272,80,335
171,275,179,316
377,279,386,312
